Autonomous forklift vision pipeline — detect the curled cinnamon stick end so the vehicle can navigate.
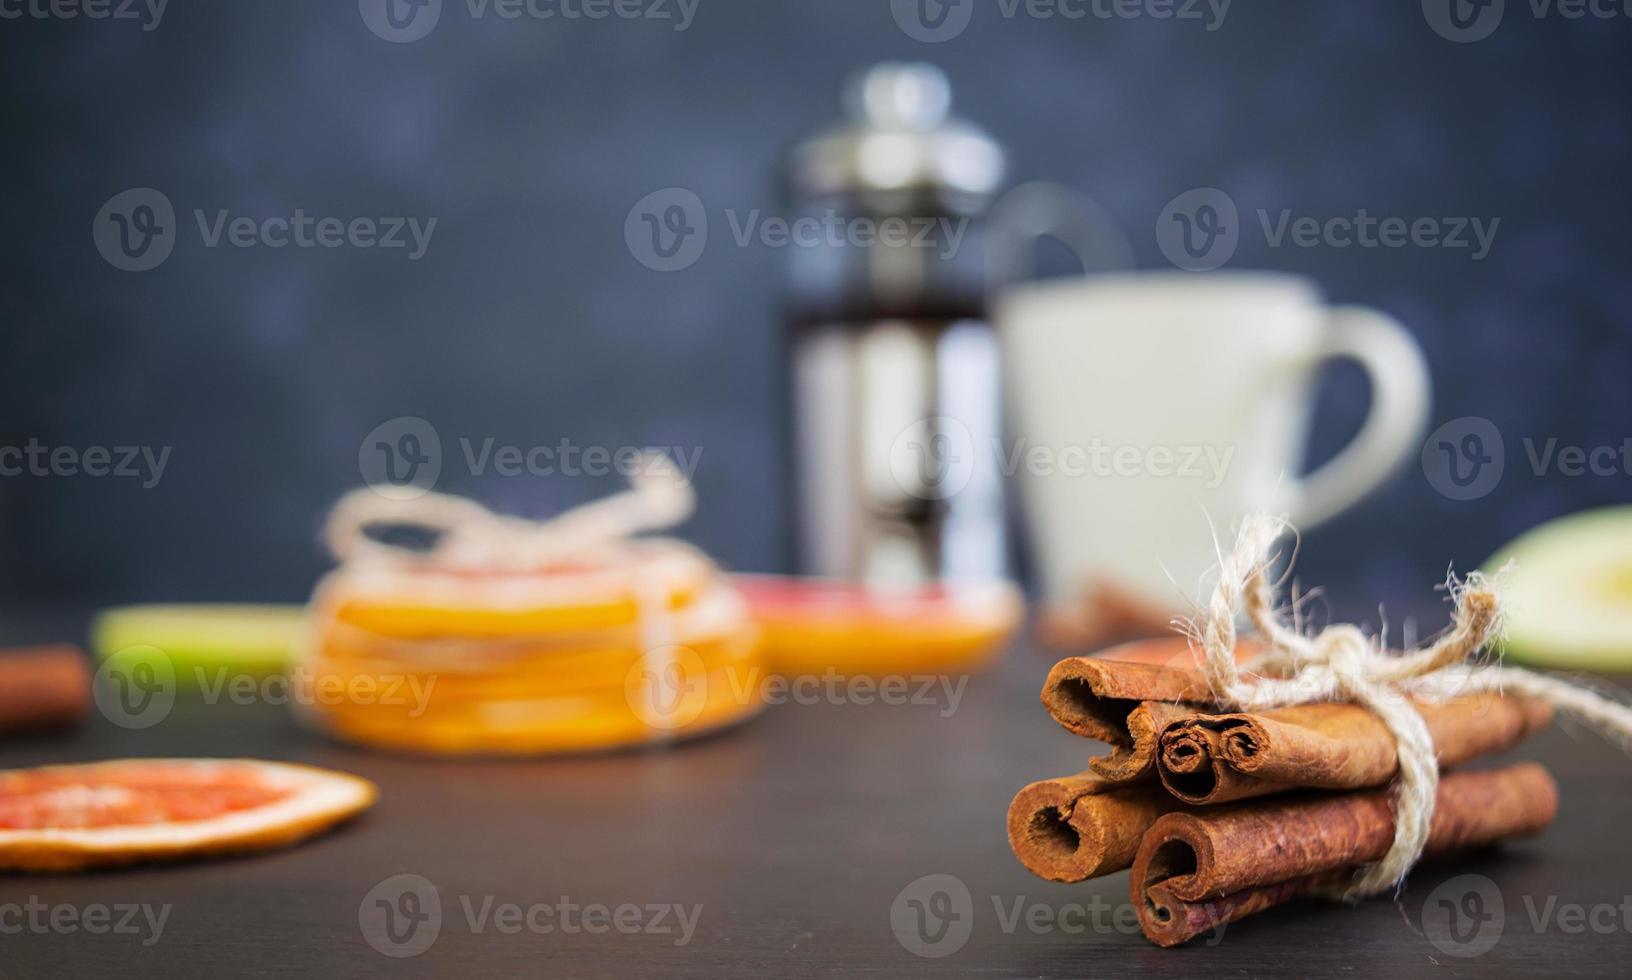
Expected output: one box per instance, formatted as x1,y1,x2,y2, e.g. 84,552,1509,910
1131,762,1559,946
1039,652,1209,743
0,646,91,735
1005,774,1177,882
1157,693,1555,805
1041,641,1260,782
1090,700,1194,782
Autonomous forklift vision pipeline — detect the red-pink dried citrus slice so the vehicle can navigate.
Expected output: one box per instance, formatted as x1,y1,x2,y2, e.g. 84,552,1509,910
0,759,377,872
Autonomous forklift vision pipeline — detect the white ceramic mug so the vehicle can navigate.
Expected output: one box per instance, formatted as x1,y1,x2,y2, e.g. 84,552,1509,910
994,271,1431,610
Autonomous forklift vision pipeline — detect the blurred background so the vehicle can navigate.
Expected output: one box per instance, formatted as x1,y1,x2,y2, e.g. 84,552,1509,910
2,0,1628,625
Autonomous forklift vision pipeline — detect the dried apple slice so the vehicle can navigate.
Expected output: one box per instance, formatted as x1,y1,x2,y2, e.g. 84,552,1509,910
0,759,377,872
1487,505,1632,670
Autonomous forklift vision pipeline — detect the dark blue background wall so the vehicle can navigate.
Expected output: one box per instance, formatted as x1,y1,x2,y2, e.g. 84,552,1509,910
3,1,1628,626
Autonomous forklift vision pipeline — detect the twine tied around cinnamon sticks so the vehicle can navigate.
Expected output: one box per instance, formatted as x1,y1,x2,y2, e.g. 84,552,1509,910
1193,513,1632,898
323,451,695,573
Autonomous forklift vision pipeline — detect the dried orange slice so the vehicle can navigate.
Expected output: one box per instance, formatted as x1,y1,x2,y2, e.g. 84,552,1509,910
0,759,377,872
301,629,760,706
311,658,765,755
734,575,1023,676
302,465,768,755
319,542,715,640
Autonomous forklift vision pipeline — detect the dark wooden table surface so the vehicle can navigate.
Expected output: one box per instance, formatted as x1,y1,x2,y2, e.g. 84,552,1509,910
4,625,1630,978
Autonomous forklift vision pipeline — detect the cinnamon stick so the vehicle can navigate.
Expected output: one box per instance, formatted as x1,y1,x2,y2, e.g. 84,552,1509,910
0,646,90,735
1040,653,1208,742
1006,774,1181,882
1035,580,1178,651
1130,762,1558,946
1158,693,1554,804
1040,641,1254,781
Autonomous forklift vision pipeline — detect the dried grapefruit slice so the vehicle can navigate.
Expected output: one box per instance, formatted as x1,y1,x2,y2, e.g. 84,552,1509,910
734,575,1022,675
0,759,377,872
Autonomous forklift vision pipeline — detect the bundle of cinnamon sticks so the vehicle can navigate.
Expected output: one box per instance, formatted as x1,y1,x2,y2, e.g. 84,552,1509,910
1007,638,1558,946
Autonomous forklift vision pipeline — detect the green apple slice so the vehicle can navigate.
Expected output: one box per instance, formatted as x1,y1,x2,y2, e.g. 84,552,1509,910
92,604,308,684
1486,507,1632,670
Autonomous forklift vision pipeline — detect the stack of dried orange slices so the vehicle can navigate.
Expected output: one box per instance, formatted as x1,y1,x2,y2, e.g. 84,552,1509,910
297,454,765,755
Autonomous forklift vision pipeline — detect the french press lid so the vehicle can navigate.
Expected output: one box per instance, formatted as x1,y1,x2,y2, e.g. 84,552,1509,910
789,63,1006,213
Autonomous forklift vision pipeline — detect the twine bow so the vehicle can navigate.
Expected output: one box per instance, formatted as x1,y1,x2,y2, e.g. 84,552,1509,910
1194,513,1632,897
323,450,695,572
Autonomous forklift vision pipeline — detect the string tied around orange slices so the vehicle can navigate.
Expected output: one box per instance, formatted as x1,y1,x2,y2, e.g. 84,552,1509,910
323,450,701,662
323,450,696,574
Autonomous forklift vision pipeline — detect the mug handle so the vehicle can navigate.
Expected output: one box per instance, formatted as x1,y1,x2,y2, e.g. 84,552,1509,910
1282,306,1432,528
